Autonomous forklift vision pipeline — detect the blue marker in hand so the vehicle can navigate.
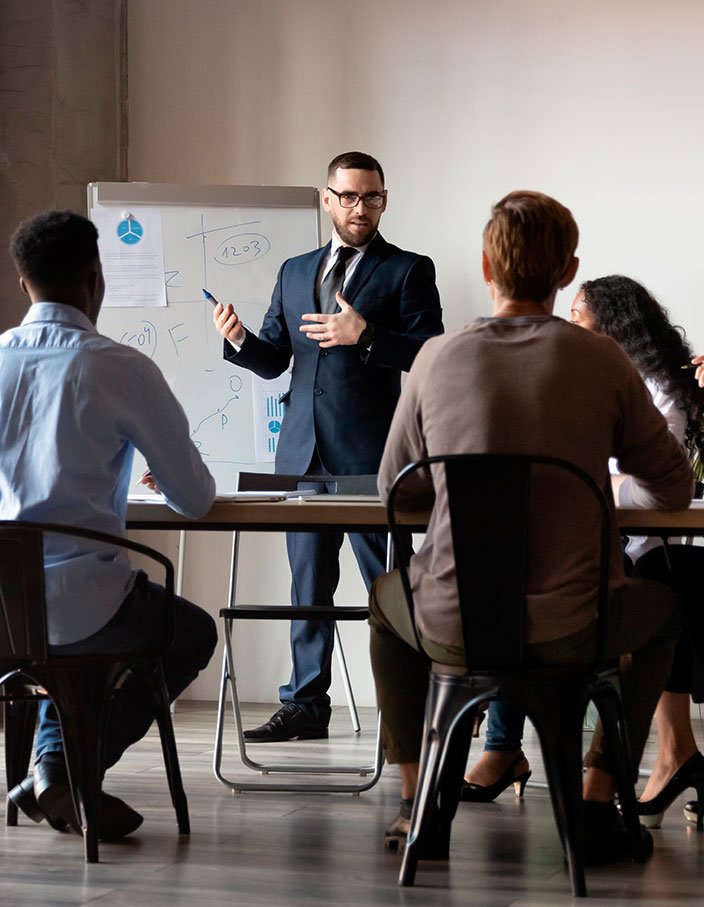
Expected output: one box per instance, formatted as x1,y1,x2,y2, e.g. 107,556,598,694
202,288,220,307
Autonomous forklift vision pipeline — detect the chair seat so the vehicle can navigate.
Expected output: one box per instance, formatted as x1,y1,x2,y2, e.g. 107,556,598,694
220,605,369,621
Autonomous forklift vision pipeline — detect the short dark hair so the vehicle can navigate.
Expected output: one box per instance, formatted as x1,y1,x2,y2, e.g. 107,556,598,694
483,190,578,303
327,151,385,186
10,209,99,287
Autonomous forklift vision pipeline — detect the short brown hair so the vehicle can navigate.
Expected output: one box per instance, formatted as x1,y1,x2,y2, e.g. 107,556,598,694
483,190,579,302
327,151,384,186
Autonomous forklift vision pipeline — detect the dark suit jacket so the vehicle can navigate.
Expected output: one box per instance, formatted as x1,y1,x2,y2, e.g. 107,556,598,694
224,233,443,475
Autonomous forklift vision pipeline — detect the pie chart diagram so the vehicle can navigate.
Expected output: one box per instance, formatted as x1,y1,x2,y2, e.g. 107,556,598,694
117,218,144,245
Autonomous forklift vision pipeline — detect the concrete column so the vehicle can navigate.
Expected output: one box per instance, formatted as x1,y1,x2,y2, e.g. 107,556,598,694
0,0,127,329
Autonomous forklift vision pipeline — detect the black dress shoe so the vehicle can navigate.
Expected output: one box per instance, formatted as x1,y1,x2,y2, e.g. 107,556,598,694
32,760,143,839
8,774,68,830
243,703,329,742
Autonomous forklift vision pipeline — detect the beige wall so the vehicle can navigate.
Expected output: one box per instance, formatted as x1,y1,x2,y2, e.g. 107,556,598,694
124,0,704,704
0,0,126,330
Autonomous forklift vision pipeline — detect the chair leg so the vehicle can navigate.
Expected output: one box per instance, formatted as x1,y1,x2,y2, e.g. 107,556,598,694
593,682,645,861
137,664,190,835
4,698,38,826
399,679,470,886
531,695,587,898
44,665,121,864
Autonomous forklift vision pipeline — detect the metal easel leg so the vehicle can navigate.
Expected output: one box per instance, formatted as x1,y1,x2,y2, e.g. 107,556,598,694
335,625,361,733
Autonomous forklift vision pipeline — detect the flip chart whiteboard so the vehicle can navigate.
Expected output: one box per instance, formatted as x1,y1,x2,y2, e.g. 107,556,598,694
88,182,321,492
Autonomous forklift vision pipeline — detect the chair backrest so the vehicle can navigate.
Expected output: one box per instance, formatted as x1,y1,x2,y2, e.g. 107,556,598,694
0,524,49,662
386,454,611,671
237,471,378,495
0,521,175,667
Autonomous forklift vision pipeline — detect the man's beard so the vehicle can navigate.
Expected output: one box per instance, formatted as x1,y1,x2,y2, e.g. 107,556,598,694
333,217,376,248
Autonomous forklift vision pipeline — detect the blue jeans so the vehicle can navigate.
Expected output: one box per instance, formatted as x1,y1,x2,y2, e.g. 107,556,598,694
485,700,526,751
34,574,217,768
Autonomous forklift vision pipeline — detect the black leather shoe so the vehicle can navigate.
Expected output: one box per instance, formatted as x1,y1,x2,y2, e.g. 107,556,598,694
8,774,68,830
243,703,329,742
32,760,143,839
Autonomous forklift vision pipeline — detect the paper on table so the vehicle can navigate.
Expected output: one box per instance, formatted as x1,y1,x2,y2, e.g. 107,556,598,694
297,494,381,503
128,491,313,503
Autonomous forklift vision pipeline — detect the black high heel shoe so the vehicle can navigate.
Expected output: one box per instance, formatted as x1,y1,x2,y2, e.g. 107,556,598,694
637,751,704,829
383,797,450,860
460,751,532,803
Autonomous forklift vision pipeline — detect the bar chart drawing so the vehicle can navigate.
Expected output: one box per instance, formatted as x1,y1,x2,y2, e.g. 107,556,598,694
252,373,290,462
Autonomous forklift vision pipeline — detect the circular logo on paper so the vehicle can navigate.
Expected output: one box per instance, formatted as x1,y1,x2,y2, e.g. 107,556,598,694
117,218,144,245
268,420,281,433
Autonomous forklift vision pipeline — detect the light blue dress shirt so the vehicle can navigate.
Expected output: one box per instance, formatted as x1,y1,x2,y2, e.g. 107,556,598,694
0,303,215,644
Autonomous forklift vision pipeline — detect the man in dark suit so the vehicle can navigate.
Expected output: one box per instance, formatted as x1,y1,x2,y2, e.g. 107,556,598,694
213,151,443,740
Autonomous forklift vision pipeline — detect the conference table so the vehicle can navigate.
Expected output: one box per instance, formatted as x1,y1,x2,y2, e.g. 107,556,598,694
126,496,426,533
125,496,704,792
126,496,704,536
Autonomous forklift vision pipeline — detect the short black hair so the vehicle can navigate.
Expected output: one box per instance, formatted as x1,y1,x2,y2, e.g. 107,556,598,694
327,151,385,186
10,209,99,287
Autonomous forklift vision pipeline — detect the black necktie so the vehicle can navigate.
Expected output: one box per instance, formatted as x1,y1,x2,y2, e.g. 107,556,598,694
319,246,356,314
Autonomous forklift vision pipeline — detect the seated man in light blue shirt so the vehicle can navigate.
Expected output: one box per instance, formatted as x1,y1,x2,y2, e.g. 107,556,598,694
3,209,218,840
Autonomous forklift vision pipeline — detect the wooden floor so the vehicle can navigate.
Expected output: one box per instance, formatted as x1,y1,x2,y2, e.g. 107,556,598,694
1,702,703,906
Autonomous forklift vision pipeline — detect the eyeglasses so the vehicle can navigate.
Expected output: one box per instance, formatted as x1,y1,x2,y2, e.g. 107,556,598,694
327,187,386,209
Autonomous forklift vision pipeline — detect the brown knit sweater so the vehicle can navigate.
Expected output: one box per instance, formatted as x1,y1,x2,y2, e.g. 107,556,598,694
378,315,693,648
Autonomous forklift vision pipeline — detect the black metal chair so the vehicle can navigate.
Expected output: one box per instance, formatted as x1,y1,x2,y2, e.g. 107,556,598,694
0,521,189,862
386,454,646,897
213,471,384,793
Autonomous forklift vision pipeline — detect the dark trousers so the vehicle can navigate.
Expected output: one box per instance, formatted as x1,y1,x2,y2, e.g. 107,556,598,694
278,451,392,724
370,570,679,778
634,544,704,701
281,525,388,724
35,574,217,768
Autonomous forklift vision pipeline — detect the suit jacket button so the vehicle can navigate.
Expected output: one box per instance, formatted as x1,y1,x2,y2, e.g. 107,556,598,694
314,387,324,396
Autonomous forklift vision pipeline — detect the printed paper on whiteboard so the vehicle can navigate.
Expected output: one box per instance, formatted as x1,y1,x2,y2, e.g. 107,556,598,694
252,372,290,462
92,206,167,308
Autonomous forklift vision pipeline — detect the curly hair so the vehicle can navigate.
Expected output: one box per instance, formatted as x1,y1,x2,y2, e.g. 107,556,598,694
10,209,98,288
581,275,704,477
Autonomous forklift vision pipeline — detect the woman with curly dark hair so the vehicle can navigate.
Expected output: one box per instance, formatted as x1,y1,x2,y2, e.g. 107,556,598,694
572,275,704,829
572,275,704,504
